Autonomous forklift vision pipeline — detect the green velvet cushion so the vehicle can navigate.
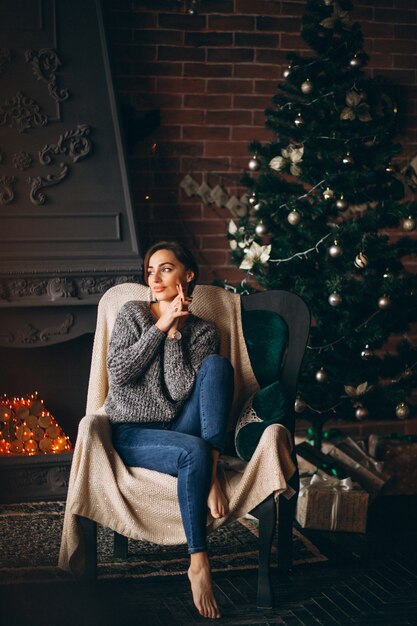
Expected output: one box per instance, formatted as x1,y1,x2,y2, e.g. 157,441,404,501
235,309,289,461
241,310,288,388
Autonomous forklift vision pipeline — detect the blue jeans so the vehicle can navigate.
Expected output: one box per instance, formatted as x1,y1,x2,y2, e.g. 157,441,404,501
112,354,234,554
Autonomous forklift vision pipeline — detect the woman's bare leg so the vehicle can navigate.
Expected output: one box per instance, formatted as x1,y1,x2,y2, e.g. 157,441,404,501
207,449,229,519
188,552,221,619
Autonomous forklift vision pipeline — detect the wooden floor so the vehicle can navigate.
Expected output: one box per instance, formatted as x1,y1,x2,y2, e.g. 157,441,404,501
1,495,417,626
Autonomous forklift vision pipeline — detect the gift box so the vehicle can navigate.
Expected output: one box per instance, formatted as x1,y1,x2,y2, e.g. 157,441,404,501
322,436,391,499
295,441,350,479
296,473,368,533
368,434,417,495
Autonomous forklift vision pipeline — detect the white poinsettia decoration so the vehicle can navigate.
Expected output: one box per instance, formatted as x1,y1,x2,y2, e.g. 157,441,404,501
269,144,304,176
320,2,351,30
240,241,271,270
228,220,254,251
344,381,373,397
340,90,371,122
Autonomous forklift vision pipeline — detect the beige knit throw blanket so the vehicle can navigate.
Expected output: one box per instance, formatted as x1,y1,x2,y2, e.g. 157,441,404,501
59,283,296,576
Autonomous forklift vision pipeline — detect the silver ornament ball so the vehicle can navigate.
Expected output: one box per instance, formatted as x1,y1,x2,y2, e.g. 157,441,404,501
301,79,314,95
248,193,258,206
294,113,304,127
355,405,369,420
403,216,416,232
255,221,267,236
336,196,348,211
395,402,410,419
315,368,328,383
287,210,301,225
248,156,260,171
294,397,306,413
383,269,394,281
361,345,373,360
342,152,354,165
354,252,368,269
378,294,391,309
328,292,343,307
323,187,334,200
253,201,263,212
283,67,291,78
329,242,343,258
349,55,362,68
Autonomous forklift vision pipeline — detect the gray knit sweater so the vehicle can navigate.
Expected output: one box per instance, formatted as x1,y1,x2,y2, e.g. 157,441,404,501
104,300,219,424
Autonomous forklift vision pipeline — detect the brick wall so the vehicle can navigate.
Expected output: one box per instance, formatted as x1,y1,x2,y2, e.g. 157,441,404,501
103,0,417,284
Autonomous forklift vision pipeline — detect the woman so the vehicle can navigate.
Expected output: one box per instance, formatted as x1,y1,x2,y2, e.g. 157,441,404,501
105,241,234,619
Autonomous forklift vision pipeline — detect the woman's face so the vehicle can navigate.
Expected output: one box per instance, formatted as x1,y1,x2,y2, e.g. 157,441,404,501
147,249,193,302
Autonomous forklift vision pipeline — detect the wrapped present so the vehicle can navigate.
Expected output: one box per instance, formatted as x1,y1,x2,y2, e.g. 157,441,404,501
322,436,391,499
296,473,368,533
295,441,350,479
368,434,417,495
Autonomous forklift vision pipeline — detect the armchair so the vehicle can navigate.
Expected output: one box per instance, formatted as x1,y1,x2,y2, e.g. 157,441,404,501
59,283,310,608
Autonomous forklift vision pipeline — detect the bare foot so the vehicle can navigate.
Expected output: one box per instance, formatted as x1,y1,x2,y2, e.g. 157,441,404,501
188,554,221,619
208,479,229,519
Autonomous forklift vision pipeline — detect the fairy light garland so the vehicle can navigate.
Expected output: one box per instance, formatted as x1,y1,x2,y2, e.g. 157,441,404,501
269,231,334,264
277,91,335,112
269,178,326,217
307,310,382,352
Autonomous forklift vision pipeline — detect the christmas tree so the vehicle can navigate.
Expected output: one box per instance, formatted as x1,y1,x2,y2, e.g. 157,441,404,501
227,0,417,447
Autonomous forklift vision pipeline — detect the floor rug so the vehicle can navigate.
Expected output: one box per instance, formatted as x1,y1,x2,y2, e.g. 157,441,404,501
0,501,327,584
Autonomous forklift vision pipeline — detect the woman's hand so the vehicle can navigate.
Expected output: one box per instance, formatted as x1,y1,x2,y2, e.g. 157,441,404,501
155,285,192,334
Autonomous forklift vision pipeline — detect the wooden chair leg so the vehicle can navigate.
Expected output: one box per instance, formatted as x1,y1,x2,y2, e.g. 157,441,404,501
113,531,128,558
78,516,97,580
277,471,299,572
251,494,277,609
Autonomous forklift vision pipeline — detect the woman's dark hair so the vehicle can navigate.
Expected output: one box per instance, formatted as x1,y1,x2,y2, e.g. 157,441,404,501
143,241,199,295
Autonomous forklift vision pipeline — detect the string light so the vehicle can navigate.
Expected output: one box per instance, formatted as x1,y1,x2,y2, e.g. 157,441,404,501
277,91,335,112
307,310,381,352
271,178,326,215
269,231,335,264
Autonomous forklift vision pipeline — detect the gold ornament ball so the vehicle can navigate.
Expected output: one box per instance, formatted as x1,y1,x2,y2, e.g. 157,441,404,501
329,242,343,258
294,397,306,413
403,367,413,380
378,294,391,309
354,252,368,269
328,292,342,307
248,156,260,171
315,368,328,383
287,210,301,225
395,402,410,419
255,221,267,236
355,405,369,420
403,216,416,232
253,201,263,211
294,113,304,127
361,345,373,360
301,79,314,94
336,196,348,211
323,187,334,200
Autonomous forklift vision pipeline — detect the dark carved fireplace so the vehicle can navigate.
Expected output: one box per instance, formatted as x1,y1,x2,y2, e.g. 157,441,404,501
0,0,142,502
